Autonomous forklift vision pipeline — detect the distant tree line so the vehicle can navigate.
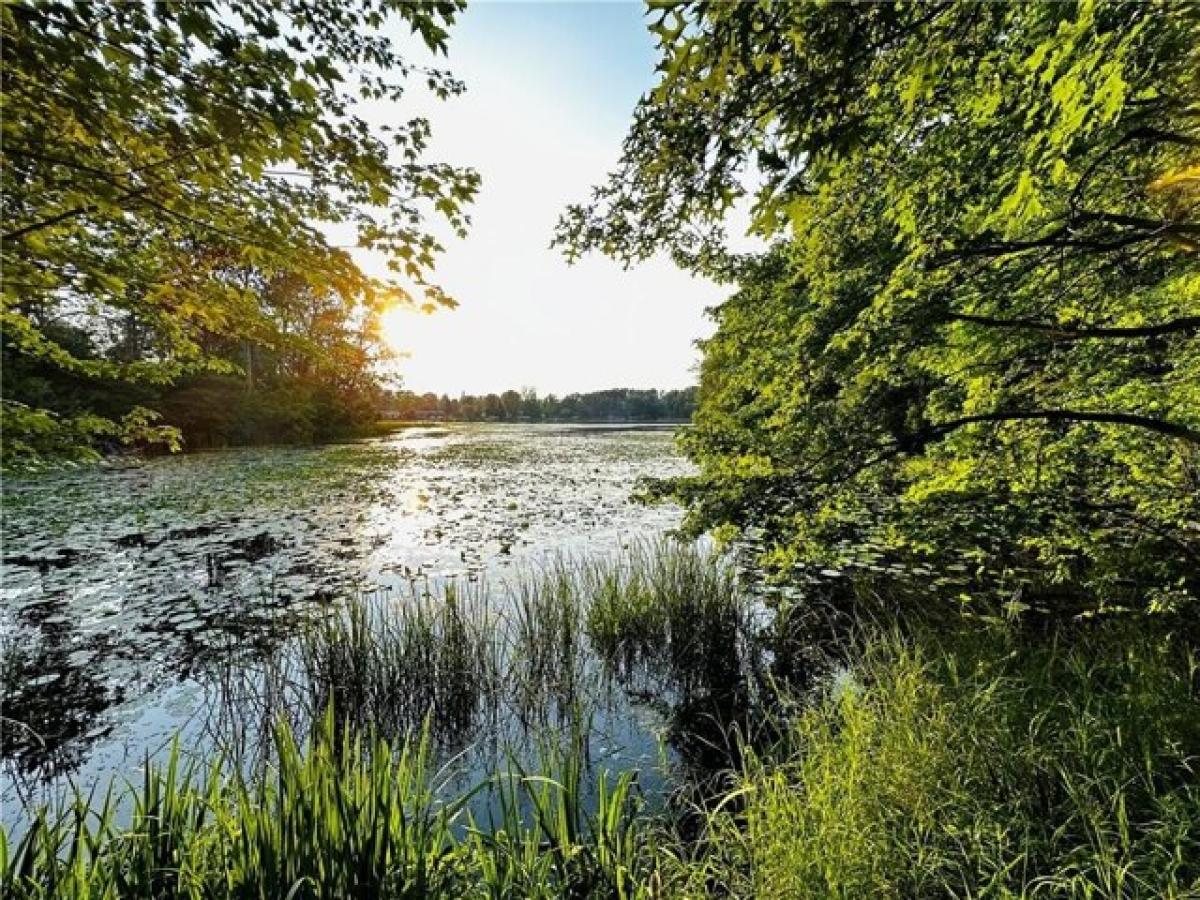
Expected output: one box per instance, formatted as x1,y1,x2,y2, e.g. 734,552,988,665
382,387,696,423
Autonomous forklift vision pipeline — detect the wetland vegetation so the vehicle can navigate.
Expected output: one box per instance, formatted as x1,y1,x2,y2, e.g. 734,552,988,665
7,552,1199,898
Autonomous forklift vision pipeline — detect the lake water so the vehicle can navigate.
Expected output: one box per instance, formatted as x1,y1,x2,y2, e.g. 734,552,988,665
1,424,694,830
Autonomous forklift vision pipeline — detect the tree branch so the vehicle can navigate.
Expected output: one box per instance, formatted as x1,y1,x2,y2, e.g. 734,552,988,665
3,186,151,242
930,213,1200,267
946,312,1200,340
913,410,1200,447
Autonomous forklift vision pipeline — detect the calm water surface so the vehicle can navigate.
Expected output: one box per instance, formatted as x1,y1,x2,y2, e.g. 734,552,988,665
1,424,690,829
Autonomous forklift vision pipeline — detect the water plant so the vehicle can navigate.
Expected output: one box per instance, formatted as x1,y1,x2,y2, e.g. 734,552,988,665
296,584,504,748
583,540,754,700
198,539,760,772
0,711,661,900
10,544,1196,898
508,560,593,727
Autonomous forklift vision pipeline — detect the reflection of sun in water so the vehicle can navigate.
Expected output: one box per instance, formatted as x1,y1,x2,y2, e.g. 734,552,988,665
378,306,408,354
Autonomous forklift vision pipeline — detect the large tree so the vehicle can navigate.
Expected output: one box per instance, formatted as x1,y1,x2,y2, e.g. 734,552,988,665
2,0,478,464
560,1,1199,613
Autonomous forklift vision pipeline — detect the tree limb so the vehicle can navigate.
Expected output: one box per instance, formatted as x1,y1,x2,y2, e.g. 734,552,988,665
946,312,1200,340
3,186,151,242
913,410,1200,447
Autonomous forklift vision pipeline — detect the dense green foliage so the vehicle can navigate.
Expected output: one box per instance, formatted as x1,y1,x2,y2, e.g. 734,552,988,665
2,713,652,900
2,1,478,466
382,387,696,422
559,1,1200,614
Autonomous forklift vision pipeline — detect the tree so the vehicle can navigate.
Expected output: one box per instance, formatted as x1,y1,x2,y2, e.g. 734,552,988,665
559,1,1199,612
2,0,478,466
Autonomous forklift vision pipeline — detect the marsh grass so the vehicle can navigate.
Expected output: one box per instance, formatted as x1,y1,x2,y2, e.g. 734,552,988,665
198,539,759,769
8,544,1198,898
1,711,666,899
297,584,504,746
583,541,755,700
508,560,593,727
666,623,1200,899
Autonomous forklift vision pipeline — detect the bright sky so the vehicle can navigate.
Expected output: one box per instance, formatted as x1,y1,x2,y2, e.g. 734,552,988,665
368,1,727,397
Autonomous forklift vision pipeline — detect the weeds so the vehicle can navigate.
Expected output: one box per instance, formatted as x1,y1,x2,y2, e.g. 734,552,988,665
200,539,757,765
584,541,753,700
1,712,662,899
297,584,503,746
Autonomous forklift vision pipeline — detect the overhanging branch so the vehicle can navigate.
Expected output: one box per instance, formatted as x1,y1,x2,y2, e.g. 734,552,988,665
946,312,1200,340
914,410,1200,447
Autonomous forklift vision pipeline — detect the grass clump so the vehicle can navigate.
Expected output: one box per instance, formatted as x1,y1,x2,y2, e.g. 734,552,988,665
671,624,1200,899
1,712,668,900
297,585,502,745
508,561,592,723
584,541,753,698
3,712,458,899
8,543,1199,898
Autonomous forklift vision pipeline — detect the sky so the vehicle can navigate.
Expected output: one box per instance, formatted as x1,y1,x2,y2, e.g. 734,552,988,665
365,1,728,397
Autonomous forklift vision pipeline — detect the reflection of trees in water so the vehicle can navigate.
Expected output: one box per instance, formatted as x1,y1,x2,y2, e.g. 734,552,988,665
1,605,123,784
0,579,318,783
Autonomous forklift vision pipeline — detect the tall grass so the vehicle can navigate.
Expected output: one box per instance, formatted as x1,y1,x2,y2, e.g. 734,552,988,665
666,624,1200,899
1,711,666,899
7,543,1198,898
508,560,593,726
297,584,503,745
201,539,757,763
584,541,754,701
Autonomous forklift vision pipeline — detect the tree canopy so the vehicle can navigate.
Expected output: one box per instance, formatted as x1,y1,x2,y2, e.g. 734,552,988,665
2,0,478,466
559,1,1200,613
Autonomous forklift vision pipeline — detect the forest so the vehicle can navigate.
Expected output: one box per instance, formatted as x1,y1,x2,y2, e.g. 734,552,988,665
3,2,1199,898
381,387,696,423
2,0,476,468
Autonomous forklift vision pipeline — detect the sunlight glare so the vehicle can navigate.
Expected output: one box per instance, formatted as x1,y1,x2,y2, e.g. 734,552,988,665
378,305,410,355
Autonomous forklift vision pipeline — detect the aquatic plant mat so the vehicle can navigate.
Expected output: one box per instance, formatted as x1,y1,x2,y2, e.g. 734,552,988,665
0,425,690,786
4,546,1199,898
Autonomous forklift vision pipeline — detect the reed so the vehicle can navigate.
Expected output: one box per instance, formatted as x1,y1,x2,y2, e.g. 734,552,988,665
661,623,1200,899
583,540,755,700
1,711,662,899
8,546,1196,898
214,539,755,755
296,584,503,746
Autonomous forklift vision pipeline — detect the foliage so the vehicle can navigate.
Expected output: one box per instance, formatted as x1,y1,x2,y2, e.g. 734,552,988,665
0,400,179,471
7,619,1197,899
559,1,1200,613
586,539,751,700
204,540,755,764
0,714,662,899
2,1,479,464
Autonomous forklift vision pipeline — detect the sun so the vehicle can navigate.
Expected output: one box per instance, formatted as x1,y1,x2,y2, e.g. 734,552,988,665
377,305,409,354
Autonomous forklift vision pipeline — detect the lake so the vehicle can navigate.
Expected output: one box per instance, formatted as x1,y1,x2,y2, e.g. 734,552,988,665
1,423,702,831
